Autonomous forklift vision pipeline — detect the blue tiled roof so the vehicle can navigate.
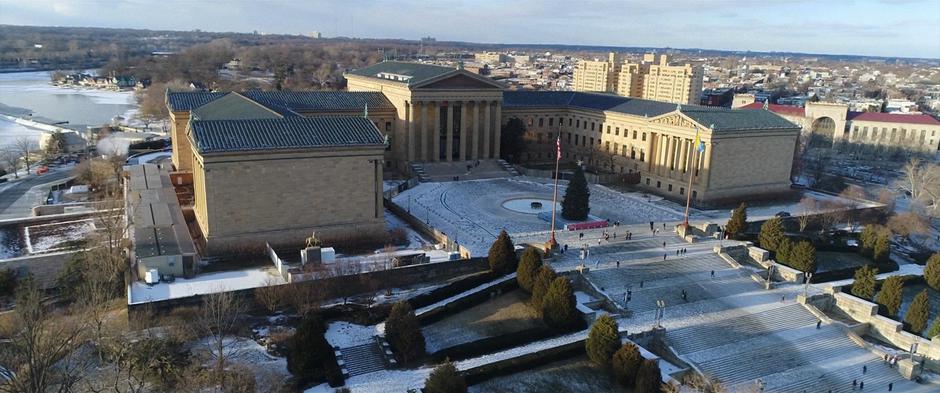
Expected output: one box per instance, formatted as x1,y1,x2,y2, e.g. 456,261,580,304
190,117,385,154
502,91,798,131
167,91,393,113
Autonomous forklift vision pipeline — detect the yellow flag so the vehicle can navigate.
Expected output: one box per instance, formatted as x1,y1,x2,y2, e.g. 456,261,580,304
693,129,700,149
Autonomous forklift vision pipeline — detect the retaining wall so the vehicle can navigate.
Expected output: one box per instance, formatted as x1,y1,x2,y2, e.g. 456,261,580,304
0,251,75,288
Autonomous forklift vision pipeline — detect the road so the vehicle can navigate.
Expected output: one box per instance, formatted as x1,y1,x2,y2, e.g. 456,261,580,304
0,168,74,219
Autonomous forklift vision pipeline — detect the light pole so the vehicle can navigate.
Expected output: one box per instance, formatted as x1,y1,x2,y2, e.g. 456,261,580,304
803,272,814,297
655,299,666,328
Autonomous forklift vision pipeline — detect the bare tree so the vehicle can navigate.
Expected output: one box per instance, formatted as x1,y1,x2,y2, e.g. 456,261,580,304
0,149,21,178
12,137,37,175
196,287,246,391
253,276,284,314
896,158,940,216
887,211,930,245
796,197,818,233
0,281,88,393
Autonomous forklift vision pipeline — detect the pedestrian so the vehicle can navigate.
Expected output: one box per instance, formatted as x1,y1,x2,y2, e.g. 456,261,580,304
852,379,857,389
816,320,822,329
640,280,644,288
650,221,654,231
888,382,893,391
676,249,680,256
616,261,620,268
710,270,715,278
564,244,568,252
663,253,667,261
859,381,863,390
862,365,866,374
663,241,667,248
613,232,617,239
598,239,602,246
781,295,786,302
663,223,666,230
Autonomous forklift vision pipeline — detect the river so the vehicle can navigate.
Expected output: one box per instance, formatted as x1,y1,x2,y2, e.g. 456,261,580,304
0,71,138,147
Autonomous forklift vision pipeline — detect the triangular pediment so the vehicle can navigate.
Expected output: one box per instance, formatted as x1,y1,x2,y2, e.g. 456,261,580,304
412,71,504,90
648,111,706,130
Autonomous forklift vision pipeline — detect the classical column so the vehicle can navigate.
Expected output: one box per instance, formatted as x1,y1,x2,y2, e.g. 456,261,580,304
483,101,492,159
459,102,468,161
431,102,441,162
471,101,480,160
406,101,415,162
680,138,689,173
701,141,713,189
446,103,454,161
493,101,502,159
646,132,655,172
419,101,428,161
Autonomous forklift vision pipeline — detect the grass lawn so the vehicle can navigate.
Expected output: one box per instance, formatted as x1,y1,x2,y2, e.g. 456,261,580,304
422,289,544,353
816,251,871,273
468,355,631,393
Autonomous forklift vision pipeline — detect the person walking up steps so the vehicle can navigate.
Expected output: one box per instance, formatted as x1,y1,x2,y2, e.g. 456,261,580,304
862,365,866,374
816,320,822,329
663,253,668,261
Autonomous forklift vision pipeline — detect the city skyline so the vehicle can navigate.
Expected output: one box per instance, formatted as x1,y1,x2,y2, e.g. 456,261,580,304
1,0,939,59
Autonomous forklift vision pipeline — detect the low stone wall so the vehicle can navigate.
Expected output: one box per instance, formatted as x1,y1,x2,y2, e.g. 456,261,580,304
826,287,940,373
0,251,75,288
385,198,472,259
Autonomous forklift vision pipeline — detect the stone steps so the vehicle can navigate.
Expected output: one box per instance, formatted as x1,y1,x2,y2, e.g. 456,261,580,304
338,342,386,377
667,303,818,355
497,159,520,176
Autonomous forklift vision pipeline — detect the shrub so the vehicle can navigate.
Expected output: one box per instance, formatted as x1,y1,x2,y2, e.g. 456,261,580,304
0,268,17,297
876,276,905,317
929,316,940,338
541,277,578,329
611,342,642,387
424,359,466,393
287,316,342,386
925,253,940,290
586,314,620,367
635,358,663,393
725,202,748,239
776,238,793,265
759,218,785,252
517,247,543,293
385,301,426,364
531,266,557,310
873,232,891,263
561,165,590,221
904,289,931,334
488,230,518,274
789,240,817,274
851,265,878,300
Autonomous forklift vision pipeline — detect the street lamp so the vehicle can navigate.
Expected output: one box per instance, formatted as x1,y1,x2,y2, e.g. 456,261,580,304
655,299,666,328
803,272,814,297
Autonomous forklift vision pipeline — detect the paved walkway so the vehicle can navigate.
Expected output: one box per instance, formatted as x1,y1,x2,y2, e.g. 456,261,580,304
0,167,74,220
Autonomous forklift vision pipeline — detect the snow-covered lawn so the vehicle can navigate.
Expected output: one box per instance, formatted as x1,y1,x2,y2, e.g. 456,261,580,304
128,268,285,304
325,321,384,349
422,289,542,353
24,219,95,254
392,177,684,256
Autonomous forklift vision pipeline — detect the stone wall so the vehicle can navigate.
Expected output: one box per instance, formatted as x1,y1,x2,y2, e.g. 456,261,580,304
826,287,940,373
0,251,75,288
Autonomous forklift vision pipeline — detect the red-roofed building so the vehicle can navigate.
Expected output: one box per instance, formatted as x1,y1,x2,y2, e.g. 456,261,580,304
734,93,940,152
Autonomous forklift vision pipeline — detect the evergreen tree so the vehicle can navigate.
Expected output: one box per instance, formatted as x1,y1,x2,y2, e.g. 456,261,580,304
287,316,340,385
611,343,642,387
561,165,590,221
516,247,543,293
634,359,663,393
759,218,786,252
928,316,940,338
424,359,466,393
776,238,793,265
586,314,620,367
925,253,940,291
873,231,891,263
725,202,748,239
541,277,578,329
385,301,426,364
488,230,518,274
904,289,931,334
851,265,878,300
876,276,905,317
790,241,818,274
531,266,557,310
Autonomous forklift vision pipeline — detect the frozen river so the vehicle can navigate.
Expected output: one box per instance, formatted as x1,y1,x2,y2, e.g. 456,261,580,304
0,71,138,146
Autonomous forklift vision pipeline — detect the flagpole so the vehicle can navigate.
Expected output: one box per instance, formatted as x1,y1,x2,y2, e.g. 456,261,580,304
549,134,561,248
683,131,698,228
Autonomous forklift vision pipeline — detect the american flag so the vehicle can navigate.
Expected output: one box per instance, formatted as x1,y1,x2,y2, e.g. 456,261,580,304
556,135,561,160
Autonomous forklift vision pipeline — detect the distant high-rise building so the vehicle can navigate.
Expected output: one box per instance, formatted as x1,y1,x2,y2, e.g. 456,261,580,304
575,53,703,105
572,52,619,93
475,52,509,65
308,31,322,39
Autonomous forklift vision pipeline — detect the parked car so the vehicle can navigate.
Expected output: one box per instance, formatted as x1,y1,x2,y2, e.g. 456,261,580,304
36,166,49,174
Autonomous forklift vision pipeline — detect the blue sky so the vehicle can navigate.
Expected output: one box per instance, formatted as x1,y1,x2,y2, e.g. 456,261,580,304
1,0,938,58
